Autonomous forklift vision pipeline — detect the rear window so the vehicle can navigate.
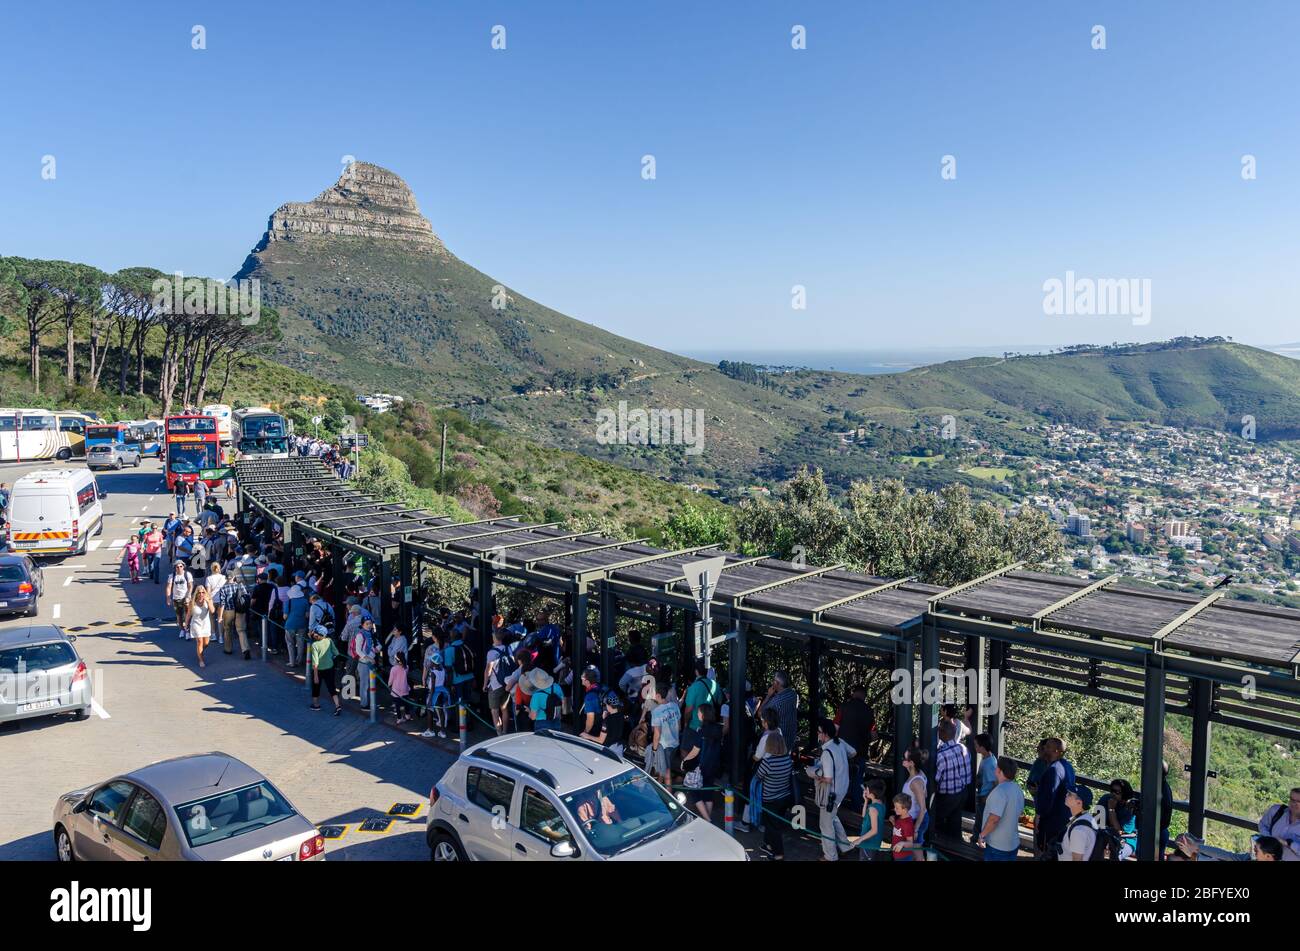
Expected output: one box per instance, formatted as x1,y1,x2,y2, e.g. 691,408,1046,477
173,781,296,848
0,642,77,673
0,564,30,583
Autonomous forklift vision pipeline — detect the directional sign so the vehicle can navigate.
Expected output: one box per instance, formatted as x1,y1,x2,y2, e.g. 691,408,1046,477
681,556,727,600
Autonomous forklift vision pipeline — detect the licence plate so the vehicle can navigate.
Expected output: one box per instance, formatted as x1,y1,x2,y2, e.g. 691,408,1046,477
276,855,293,861
0,602,7,608
19,699,58,713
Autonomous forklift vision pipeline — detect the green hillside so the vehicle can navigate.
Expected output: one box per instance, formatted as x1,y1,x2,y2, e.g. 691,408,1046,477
234,166,1300,497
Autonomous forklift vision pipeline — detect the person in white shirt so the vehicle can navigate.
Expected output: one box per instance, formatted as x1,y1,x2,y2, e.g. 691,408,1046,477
810,718,855,861
1060,786,1097,861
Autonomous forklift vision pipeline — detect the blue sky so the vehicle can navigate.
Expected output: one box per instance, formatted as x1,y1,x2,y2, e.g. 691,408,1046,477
3,1,1297,350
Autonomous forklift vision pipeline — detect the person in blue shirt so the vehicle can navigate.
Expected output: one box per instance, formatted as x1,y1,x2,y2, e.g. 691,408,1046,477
973,733,999,845
283,572,312,669
1033,737,1074,854
577,667,603,738
443,631,475,704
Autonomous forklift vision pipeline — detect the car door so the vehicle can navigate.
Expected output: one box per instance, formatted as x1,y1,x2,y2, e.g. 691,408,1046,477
112,787,169,861
461,766,517,861
75,780,136,861
512,785,579,861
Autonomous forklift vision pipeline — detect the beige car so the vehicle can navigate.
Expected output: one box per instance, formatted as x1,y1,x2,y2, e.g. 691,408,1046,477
53,752,324,861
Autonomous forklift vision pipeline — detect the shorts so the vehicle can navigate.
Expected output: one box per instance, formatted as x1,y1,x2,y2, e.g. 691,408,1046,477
488,687,508,711
649,745,675,776
429,688,451,709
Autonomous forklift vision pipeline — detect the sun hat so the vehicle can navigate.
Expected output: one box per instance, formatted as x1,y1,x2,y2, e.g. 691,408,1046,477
527,668,555,691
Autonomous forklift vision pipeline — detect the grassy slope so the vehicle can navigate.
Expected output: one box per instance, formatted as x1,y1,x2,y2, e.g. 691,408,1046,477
0,323,728,533
237,230,1300,491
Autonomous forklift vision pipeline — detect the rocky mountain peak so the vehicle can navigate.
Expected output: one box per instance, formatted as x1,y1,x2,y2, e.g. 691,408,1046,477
260,161,445,252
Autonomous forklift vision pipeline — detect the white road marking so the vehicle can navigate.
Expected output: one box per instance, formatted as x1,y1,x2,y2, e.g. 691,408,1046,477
52,603,61,619
62,575,74,587
87,540,103,551
91,698,111,720
140,506,148,511
109,538,127,549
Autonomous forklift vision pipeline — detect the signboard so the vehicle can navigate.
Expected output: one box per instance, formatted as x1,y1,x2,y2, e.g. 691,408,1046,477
200,467,234,481
681,556,726,600
342,432,369,449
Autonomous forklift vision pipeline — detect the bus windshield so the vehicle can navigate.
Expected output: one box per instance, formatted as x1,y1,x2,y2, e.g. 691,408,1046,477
86,425,123,443
168,443,218,474
168,417,216,434
240,416,286,439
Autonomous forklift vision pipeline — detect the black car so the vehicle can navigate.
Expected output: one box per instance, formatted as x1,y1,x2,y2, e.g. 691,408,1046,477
0,554,44,617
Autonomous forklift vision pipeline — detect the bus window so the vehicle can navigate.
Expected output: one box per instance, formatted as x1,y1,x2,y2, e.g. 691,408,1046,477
58,417,85,434
21,416,56,431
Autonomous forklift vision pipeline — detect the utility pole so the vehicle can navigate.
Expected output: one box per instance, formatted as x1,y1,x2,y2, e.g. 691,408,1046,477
439,422,448,493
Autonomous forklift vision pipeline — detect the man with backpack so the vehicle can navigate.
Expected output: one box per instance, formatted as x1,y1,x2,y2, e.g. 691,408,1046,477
443,628,475,707
484,628,516,735
165,561,195,634
682,658,721,732
214,572,251,659
350,617,378,709
526,668,564,733
1058,785,1102,861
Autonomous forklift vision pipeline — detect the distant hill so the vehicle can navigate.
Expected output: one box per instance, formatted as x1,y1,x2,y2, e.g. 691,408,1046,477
236,163,1300,493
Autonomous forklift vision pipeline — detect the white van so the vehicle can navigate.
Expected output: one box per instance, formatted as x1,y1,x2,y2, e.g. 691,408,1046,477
5,469,105,557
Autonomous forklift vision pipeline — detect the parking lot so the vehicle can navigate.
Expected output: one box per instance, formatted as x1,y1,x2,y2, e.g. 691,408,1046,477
0,458,453,860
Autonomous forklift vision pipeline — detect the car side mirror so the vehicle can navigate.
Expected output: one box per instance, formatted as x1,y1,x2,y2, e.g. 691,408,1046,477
98,491,107,499
73,800,88,815
550,839,577,859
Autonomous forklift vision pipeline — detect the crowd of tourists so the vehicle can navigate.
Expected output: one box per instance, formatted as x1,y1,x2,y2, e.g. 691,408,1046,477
124,498,1300,863
292,435,356,479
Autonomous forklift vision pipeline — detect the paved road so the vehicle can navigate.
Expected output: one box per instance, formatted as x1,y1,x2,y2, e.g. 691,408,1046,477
0,458,455,860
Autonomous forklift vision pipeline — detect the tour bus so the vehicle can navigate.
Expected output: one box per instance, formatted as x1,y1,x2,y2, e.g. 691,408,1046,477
127,419,164,457
164,413,226,491
201,404,234,445
232,407,293,459
0,409,91,463
4,468,104,557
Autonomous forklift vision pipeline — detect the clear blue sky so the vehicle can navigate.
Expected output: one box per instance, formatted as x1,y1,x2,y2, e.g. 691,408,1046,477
3,1,1297,350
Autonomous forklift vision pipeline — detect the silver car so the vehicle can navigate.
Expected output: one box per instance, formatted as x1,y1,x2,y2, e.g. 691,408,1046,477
86,443,141,470
53,752,325,862
426,731,747,861
0,623,91,725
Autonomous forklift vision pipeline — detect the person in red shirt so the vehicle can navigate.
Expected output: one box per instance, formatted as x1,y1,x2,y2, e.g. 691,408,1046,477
891,794,917,862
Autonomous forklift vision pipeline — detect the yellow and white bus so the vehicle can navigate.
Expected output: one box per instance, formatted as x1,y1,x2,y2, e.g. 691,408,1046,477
0,409,93,463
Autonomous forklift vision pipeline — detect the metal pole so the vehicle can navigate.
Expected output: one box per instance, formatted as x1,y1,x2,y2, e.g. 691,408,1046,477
1187,675,1213,839
1138,654,1167,861
458,702,468,751
919,621,940,762
724,788,735,836
572,587,590,712
986,639,1005,757
893,638,915,789
727,625,747,795
697,571,712,666
369,669,377,724
398,547,413,639
439,423,447,494
260,616,267,663
379,555,395,635
598,583,615,688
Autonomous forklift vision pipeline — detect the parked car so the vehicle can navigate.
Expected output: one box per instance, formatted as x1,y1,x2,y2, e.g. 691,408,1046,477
0,622,90,726
426,730,747,861
0,553,44,617
86,442,141,470
53,752,325,862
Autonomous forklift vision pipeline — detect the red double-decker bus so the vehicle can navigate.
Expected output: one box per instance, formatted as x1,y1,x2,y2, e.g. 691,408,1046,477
164,413,226,491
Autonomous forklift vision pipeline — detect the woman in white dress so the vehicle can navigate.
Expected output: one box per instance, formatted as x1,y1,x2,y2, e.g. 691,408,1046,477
189,585,214,669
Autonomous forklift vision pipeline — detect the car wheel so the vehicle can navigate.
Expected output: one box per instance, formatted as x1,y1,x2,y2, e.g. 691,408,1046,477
54,825,75,862
56,448,72,461
74,707,90,721
429,831,466,862
26,604,37,618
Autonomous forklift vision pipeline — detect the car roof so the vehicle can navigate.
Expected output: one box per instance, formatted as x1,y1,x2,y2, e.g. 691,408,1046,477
0,622,70,649
14,469,88,484
465,732,634,795
123,752,267,804
0,553,35,566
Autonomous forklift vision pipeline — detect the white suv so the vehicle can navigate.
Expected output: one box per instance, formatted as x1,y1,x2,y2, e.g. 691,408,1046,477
426,731,746,861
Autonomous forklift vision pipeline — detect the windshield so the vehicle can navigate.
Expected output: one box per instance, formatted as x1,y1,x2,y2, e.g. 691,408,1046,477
173,781,296,848
241,416,286,439
168,443,218,473
167,417,216,434
86,426,121,442
561,769,687,857
238,436,289,455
